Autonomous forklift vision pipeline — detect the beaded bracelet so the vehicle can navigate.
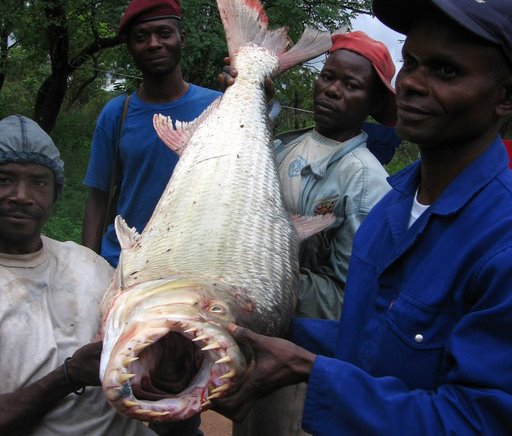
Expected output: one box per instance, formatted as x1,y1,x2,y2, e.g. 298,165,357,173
63,357,86,395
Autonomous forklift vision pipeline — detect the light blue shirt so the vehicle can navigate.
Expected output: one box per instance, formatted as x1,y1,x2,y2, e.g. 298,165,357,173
275,129,390,319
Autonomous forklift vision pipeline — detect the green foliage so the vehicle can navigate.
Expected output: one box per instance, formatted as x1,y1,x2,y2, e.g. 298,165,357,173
385,141,419,175
43,144,91,243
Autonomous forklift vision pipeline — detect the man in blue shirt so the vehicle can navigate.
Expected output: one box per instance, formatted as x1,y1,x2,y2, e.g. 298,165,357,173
212,0,512,434
82,0,221,268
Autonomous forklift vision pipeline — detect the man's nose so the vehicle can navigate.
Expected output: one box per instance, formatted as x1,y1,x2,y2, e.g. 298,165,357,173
8,181,34,203
324,81,342,98
147,33,163,48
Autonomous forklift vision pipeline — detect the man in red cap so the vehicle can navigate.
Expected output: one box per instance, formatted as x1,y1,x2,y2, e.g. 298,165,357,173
231,30,397,436
214,0,512,434
82,0,221,272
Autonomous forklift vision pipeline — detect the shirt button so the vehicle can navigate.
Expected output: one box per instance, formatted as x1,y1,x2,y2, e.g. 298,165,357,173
415,334,424,343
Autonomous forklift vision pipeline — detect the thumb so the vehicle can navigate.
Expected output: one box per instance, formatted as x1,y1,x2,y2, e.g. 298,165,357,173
229,324,258,347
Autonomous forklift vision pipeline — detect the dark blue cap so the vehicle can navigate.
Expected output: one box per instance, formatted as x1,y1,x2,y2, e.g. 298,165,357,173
372,0,512,66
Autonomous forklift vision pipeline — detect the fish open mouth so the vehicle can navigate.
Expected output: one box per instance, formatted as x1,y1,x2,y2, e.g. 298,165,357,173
132,332,205,399
101,316,244,422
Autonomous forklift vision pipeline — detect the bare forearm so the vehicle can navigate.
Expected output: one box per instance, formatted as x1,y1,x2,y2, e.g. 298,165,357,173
82,188,108,253
0,365,79,435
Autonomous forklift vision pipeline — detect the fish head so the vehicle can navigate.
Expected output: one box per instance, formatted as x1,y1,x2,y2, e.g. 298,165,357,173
100,276,250,421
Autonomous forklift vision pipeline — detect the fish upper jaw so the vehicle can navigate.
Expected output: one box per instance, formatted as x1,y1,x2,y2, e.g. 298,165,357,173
101,314,245,422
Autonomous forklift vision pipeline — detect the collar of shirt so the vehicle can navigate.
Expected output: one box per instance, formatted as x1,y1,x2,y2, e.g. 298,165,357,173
388,136,509,218
304,131,368,178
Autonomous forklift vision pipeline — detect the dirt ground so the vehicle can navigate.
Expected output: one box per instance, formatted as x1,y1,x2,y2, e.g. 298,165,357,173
200,410,233,436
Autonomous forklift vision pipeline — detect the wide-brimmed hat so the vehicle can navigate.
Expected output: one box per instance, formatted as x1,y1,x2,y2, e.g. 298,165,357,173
330,31,397,126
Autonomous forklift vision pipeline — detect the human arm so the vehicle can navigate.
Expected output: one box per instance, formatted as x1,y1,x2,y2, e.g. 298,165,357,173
300,246,512,435
0,340,103,435
82,188,109,253
212,325,316,422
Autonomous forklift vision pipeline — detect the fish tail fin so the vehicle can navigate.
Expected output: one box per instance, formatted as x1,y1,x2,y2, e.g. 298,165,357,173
217,0,331,76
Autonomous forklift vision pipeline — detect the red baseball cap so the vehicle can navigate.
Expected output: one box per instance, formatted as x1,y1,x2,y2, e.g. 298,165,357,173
119,0,181,35
329,31,397,126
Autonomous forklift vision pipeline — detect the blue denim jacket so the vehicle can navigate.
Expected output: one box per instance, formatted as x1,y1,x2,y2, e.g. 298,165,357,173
275,129,390,320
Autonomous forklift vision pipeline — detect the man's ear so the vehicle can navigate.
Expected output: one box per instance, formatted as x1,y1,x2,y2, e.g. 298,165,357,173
496,77,512,118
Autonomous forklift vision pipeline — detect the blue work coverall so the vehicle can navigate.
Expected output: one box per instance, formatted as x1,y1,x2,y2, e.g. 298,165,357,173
292,137,512,435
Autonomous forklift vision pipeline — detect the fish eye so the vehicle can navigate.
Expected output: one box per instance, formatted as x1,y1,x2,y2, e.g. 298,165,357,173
210,305,225,314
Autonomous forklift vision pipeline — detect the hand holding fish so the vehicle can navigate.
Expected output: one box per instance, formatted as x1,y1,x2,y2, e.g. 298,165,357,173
218,57,275,100
0,340,103,434
66,339,103,388
211,324,316,422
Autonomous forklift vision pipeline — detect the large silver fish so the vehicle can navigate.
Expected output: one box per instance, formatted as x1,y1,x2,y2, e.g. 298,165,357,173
99,0,332,422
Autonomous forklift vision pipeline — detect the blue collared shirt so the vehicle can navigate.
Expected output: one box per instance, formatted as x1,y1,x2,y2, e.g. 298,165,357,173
292,137,512,435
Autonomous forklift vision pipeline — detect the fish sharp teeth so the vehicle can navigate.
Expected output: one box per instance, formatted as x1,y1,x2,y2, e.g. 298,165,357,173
134,409,151,415
119,373,136,383
202,342,220,351
134,342,152,353
149,411,169,417
211,384,230,394
192,335,209,342
207,393,222,400
123,357,139,366
184,327,198,334
201,400,212,408
215,355,232,364
219,369,236,380
124,400,139,407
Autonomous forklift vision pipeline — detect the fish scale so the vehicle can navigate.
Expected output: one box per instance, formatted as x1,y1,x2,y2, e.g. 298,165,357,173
120,46,295,322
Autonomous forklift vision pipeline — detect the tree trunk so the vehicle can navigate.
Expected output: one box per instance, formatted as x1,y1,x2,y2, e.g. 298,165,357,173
33,0,69,132
33,0,122,133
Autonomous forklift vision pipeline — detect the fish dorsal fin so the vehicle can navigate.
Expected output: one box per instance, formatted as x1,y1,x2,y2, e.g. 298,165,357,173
153,96,222,156
114,215,141,251
277,28,333,75
291,214,337,242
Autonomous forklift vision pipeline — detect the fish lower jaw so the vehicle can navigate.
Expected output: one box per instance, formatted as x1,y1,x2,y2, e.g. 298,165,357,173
102,318,245,421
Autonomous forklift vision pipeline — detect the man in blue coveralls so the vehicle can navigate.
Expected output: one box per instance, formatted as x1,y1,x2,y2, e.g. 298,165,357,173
212,0,512,434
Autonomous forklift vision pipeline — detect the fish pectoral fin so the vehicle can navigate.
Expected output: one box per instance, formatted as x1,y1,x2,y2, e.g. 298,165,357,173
277,27,332,75
291,213,337,242
115,215,141,251
153,114,191,156
153,97,222,156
